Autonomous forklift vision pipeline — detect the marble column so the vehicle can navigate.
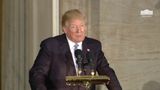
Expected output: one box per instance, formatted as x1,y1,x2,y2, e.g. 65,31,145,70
1,0,58,90
0,0,2,89
2,0,26,90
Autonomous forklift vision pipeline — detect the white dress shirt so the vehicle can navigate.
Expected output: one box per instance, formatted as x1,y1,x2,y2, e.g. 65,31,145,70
66,37,82,74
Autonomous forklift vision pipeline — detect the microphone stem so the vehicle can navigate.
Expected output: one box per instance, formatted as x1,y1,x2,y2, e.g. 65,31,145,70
91,64,95,76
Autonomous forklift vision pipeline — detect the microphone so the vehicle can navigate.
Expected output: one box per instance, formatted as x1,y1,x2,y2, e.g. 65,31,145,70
86,49,95,76
75,49,83,62
74,49,83,75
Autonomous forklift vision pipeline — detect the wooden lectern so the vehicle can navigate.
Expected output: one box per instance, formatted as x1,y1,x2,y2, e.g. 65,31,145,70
66,75,110,90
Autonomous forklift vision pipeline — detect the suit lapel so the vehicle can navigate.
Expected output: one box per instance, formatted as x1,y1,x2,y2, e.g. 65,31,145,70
59,34,92,76
82,38,89,65
82,38,95,75
59,34,77,76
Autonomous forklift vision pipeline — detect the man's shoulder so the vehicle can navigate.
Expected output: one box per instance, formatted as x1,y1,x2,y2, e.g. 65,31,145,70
42,34,65,42
85,37,101,44
84,37,102,50
40,34,66,46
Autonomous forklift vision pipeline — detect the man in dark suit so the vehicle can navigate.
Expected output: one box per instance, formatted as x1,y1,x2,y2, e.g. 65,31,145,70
29,9,122,90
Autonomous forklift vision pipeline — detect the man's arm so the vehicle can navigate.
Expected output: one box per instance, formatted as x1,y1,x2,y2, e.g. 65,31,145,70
29,41,52,90
96,43,122,90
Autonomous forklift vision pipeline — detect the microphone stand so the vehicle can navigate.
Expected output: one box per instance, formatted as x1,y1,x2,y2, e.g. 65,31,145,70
75,49,83,76
66,49,110,90
87,49,95,76
77,60,82,76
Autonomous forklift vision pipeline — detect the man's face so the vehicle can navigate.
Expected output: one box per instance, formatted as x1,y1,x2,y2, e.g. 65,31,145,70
63,19,86,43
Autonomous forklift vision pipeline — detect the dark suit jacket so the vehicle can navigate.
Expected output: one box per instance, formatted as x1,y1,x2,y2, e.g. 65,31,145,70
29,34,122,90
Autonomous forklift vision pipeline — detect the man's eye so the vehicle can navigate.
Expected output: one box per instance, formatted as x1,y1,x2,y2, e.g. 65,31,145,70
70,26,76,29
81,25,84,27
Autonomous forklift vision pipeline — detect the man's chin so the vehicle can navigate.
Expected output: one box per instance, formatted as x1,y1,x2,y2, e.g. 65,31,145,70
74,39,84,43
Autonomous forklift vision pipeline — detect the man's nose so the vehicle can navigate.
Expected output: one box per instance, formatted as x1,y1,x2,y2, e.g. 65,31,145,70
75,26,82,32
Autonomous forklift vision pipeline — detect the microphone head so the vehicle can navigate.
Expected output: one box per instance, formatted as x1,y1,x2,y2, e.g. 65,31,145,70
75,49,83,59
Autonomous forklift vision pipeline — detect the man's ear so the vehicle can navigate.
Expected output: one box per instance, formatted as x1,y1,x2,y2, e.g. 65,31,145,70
62,27,67,33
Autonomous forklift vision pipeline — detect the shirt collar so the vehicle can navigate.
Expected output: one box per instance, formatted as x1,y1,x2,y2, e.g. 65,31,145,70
66,36,82,50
